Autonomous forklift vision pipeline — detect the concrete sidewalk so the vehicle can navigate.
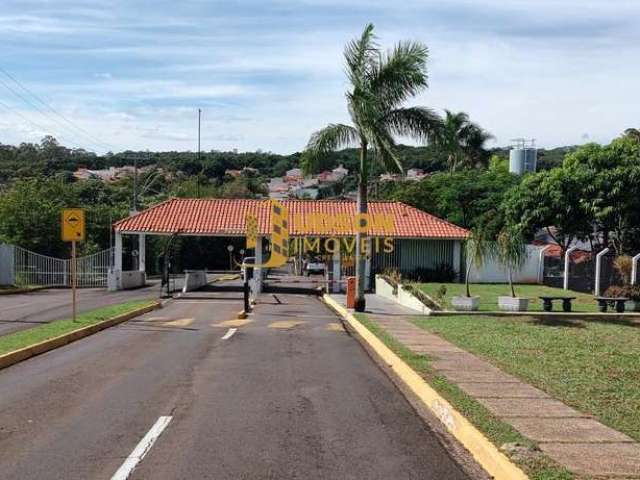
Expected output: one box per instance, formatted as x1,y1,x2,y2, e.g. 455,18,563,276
331,293,640,478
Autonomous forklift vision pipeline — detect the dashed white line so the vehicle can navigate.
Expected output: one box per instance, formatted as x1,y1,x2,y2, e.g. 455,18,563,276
111,416,172,480
221,328,237,340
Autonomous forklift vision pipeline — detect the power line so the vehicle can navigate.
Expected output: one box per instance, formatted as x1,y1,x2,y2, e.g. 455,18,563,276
0,97,87,150
0,68,118,153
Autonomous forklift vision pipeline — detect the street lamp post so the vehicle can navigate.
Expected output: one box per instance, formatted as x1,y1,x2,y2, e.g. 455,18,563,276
227,244,234,271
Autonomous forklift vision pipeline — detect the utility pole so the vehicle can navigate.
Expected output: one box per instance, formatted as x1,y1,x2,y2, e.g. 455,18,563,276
132,153,138,212
196,108,201,198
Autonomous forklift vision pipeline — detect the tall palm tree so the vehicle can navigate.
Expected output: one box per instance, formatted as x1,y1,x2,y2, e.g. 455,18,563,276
434,110,493,171
302,23,440,311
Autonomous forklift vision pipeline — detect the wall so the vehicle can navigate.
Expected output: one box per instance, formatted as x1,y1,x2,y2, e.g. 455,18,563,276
466,245,544,284
183,270,208,292
0,244,15,285
374,275,431,314
372,239,455,276
108,269,146,291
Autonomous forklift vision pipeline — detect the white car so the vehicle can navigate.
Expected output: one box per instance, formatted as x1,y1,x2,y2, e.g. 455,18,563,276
304,259,326,276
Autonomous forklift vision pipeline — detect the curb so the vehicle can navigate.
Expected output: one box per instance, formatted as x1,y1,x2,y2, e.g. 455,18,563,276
0,301,161,371
0,286,48,296
322,294,529,480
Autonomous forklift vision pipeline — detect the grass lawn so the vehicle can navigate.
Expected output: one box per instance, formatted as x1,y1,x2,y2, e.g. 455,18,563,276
419,283,599,312
413,314,640,443
354,312,573,480
0,300,155,356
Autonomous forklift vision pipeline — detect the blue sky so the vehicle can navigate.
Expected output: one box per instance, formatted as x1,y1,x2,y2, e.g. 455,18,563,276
1,0,639,154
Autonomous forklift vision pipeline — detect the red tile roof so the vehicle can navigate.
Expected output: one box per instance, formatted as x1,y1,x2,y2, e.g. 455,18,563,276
114,198,469,239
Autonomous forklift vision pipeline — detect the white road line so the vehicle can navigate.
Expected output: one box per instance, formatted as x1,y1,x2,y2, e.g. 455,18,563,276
111,416,172,480
221,328,237,340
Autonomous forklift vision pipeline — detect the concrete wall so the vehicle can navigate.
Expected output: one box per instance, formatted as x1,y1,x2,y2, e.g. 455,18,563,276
466,245,544,284
0,244,15,285
108,269,146,291
183,270,208,293
374,275,431,314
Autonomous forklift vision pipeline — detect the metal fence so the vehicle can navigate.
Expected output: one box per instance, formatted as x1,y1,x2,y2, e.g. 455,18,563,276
12,246,113,288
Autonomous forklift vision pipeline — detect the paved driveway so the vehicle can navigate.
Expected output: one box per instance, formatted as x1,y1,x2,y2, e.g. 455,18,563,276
0,287,481,479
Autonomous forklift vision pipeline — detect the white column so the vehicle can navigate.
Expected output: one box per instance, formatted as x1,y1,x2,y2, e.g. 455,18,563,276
138,234,146,273
332,249,341,293
115,231,123,272
563,246,578,291
537,245,551,284
254,236,263,294
364,254,372,291
594,248,610,296
452,241,462,282
632,253,640,286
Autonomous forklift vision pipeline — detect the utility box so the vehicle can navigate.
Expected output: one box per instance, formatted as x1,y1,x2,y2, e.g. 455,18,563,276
346,276,356,309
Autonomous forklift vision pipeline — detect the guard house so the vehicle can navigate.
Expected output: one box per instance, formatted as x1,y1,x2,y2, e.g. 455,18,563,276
111,198,468,291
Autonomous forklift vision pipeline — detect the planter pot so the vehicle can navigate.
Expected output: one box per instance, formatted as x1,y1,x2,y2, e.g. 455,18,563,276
625,300,640,312
451,296,480,311
498,296,529,312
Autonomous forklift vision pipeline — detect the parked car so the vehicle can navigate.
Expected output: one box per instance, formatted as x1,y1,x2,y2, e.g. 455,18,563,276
304,257,326,276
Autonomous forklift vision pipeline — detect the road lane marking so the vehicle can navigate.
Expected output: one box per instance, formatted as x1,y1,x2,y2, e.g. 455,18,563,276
163,318,194,327
221,328,237,340
268,320,307,329
213,319,253,328
111,416,172,480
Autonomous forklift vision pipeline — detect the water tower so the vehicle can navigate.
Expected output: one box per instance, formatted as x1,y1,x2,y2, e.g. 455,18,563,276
509,138,537,175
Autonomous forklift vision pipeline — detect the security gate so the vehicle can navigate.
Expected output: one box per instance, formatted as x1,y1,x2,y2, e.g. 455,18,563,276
7,245,113,288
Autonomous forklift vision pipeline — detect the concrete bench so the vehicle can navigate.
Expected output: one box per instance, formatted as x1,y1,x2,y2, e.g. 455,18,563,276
539,296,576,312
594,297,628,313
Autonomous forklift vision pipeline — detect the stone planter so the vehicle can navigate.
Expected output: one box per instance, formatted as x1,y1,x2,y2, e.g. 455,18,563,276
625,300,640,312
498,296,529,312
451,296,480,311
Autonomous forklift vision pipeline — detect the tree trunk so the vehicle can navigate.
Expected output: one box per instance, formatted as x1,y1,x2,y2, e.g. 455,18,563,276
354,144,368,312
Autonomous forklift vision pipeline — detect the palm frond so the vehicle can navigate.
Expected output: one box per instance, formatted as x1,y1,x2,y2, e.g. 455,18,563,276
302,124,359,174
370,128,402,174
384,106,442,143
344,23,378,88
369,41,429,109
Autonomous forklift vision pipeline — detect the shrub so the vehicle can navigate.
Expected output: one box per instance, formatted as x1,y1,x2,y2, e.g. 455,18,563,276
604,285,640,301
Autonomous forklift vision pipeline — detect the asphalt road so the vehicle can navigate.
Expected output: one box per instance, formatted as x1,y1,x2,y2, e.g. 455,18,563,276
0,283,160,337
0,274,208,337
0,286,480,479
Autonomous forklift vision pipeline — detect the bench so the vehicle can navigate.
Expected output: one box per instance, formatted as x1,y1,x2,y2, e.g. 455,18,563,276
539,296,576,312
594,297,628,313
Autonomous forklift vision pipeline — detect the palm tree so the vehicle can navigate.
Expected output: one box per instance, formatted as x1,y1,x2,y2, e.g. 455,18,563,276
624,128,640,142
433,110,493,171
302,24,441,312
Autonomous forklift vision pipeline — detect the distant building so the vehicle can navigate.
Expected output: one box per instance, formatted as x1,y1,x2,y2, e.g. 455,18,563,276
285,168,303,180
332,164,348,179
406,168,427,180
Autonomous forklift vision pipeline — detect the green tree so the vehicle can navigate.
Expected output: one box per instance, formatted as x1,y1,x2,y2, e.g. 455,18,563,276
432,110,493,171
502,165,592,256
302,23,441,311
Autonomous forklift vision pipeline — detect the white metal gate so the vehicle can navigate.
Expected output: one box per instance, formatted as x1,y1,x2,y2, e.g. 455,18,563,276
13,246,113,288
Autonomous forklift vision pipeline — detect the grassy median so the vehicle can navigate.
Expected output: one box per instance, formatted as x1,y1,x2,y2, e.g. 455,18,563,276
418,283,598,312
413,314,640,443
0,300,156,356
354,313,574,480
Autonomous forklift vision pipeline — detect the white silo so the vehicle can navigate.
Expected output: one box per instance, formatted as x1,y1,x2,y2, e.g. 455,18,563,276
509,139,537,175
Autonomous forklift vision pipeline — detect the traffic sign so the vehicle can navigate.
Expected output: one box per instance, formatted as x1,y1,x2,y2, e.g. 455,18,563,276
62,208,85,242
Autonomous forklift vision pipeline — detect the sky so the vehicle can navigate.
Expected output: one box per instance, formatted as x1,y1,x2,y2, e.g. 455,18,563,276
0,0,639,155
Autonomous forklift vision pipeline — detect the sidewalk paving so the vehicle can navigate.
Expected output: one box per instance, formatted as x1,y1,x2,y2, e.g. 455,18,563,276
331,293,640,478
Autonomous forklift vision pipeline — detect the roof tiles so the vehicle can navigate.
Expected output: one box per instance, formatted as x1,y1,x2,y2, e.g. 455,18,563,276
114,198,468,239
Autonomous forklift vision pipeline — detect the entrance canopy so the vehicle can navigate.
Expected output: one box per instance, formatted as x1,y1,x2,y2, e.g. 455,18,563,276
114,198,469,239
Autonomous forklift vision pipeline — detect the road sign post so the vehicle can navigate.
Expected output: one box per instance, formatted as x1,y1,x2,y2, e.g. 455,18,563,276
62,209,85,322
